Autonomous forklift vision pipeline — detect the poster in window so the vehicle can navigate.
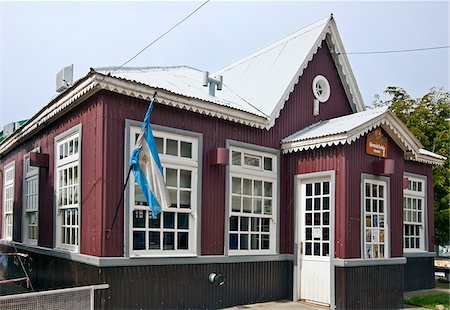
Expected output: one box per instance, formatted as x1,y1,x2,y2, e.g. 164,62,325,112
373,244,379,258
366,229,372,242
373,215,378,227
380,229,385,242
366,244,373,258
372,230,379,243
380,244,385,258
379,215,384,228
366,215,372,227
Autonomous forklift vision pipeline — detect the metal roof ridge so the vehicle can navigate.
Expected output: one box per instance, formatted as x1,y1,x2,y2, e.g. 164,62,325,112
214,15,331,75
94,65,204,73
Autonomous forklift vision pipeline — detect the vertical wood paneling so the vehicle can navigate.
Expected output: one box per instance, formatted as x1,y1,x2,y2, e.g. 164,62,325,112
0,96,105,255
404,256,434,291
404,161,434,251
335,265,404,309
343,130,405,258
0,245,290,309
100,42,354,256
292,146,346,257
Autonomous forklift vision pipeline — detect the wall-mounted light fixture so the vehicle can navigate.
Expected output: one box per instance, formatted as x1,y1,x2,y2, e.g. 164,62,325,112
208,272,225,286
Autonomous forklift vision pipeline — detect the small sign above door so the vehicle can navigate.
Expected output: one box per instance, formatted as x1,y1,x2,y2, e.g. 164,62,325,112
366,129,388,158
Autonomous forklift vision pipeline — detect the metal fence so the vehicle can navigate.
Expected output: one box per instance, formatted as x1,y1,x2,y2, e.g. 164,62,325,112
0,284,109,310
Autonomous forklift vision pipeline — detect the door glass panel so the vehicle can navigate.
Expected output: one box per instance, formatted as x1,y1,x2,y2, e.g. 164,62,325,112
302,180,331,257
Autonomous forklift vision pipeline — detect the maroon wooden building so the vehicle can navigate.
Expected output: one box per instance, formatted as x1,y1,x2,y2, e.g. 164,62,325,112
0,15,445,309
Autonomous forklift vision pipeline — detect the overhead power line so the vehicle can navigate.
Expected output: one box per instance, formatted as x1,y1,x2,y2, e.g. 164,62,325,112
110,0,210,74
338,45,450,55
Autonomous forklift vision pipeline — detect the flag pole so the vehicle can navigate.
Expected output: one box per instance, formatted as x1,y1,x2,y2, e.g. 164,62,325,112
106,91,158,240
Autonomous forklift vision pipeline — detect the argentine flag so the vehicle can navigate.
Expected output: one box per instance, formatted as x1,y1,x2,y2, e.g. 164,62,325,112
130,99,171,216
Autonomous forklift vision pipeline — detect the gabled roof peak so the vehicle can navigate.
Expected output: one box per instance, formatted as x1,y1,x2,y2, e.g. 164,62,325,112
215,15,333,75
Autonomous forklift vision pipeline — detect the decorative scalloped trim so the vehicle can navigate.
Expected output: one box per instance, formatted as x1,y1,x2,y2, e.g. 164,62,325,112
98,78,268,129
267,27,330,129
267,22,366,129
281,116,415,155
0,77,99,154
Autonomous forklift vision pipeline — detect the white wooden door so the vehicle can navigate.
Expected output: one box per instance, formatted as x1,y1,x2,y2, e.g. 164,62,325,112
299,178,332,306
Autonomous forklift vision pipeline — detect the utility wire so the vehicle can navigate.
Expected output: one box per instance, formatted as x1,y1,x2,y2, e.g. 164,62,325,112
222,82,270,118
338,45,449,55
110,0,210,75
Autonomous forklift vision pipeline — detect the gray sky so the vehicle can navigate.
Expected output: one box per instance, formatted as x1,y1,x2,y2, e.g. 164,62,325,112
0,1,448,128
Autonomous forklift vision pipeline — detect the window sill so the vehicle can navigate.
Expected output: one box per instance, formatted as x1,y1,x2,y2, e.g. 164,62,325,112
228,251,277,256
55,245,79,253
404,251,436,257
334,257,407,267
130,253,197,258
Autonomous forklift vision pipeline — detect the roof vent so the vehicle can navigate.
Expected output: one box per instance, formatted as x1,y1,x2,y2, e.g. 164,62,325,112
56,65,74,93
202,71,223,96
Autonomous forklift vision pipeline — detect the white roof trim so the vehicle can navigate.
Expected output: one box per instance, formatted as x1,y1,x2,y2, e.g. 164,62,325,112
0,72,270,156
0,75,101,154
326,18,366,114
95,73,269,129
281,110,445,165
406,148,447,165
267,17,366,129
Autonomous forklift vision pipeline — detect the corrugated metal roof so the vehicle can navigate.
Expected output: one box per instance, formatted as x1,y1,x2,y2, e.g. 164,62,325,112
282,107,389,144
214,16,331,118
95,66,268,118
281,106,446,165
95,15,366,129
418,148,446,160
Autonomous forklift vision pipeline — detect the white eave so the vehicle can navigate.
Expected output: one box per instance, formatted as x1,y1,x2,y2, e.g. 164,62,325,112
281,107,446,166
95,71,269,128
0,72,269,155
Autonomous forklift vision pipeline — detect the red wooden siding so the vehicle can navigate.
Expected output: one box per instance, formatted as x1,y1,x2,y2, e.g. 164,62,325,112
1,42,412,258
404,161,434,251
294,128,413,259
100,42,354,256
294,146,346,257
343,129,406,258
0,96,106,256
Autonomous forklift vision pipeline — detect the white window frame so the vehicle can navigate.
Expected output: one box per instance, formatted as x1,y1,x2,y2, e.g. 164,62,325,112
403,175,427,252
128,125,200,257
227,144,278,255
362,177,390,259
54,125,82,252
2,161,15,241
23,147,40,245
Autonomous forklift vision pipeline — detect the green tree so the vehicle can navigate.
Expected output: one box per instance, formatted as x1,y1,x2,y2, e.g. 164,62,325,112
374,87,449,246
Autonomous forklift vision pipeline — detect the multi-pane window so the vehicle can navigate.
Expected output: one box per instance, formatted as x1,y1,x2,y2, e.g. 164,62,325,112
404,177,425,251
363,179,388,259
2,162,15,240
55,129,81,252
228,146,277,254
23,152,39,244
303,181,331,257
130,127,198,256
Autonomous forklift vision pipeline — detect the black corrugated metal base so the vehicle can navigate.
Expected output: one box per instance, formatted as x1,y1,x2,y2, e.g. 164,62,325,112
335,264,404,309
0,246,293,309
404,256,434,291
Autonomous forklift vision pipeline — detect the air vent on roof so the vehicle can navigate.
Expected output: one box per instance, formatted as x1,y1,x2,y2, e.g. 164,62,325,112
203,71,223,97
56,65,74,93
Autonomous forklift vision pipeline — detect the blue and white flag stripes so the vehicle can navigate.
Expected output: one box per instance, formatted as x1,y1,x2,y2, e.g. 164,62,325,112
130,99,171,216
